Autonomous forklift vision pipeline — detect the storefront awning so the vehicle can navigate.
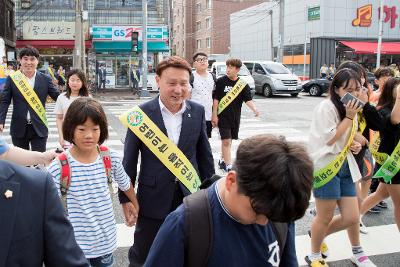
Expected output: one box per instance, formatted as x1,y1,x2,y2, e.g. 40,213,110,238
93,41,169,53
340,41,400,55
16,40,92,49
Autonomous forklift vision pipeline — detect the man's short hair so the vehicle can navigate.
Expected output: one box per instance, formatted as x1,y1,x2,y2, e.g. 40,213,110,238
62,97,109,145
233,134,313,222
374,67,395,79
193,52,208,61
156,56,192,77
226,58,242,68
18,46,40,59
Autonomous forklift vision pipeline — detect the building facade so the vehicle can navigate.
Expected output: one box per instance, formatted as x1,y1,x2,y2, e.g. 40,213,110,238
231,0,400,78
171,0,263,62
15,0,169,88
0,0,16,61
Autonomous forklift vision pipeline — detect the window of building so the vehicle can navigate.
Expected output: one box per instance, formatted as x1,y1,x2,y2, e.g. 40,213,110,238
205,17,211,29
196,21,201,31
206,37,211,48
206,0,211,9
94,0,157,9
197,39,201,49
196,3,201,13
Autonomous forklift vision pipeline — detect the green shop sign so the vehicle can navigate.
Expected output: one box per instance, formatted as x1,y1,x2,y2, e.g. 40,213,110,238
308,6,320,21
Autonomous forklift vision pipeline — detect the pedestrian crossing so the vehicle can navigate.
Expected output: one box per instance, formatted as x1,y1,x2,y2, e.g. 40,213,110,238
2,98,399,266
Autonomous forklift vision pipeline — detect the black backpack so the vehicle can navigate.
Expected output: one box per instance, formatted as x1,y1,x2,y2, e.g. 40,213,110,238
189,72,217,88
183,175,288,267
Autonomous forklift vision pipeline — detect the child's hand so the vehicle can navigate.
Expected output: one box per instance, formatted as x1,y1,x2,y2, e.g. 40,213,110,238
122,202,139,227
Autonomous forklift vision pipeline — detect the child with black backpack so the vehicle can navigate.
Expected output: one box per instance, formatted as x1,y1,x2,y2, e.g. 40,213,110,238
144,134,313,267
47,97,139,267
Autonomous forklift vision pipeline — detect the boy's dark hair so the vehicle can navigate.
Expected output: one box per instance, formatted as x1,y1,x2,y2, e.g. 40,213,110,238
62,97,109,145
232,134,313,222
193,52,208,61
378,77,400,110
337,61,369,88
226,58,242,68
18,46,40,59
374,67,395,79
328,68,361,120
65,69,90,99
156,56,192,77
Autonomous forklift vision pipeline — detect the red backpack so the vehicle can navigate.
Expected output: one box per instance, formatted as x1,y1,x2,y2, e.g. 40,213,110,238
57,145,113,213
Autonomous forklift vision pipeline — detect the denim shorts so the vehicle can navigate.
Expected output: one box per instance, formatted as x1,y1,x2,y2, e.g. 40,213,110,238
313,161,356,199
89,253,114,267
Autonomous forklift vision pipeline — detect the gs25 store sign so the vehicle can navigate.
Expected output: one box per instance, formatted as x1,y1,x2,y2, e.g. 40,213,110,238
92,26,167,41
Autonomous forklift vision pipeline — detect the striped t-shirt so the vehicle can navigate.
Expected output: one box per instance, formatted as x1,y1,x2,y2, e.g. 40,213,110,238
47,149,131,258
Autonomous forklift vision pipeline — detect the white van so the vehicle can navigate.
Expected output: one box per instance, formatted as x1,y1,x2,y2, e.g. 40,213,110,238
243,61,302,97
210,62,256,97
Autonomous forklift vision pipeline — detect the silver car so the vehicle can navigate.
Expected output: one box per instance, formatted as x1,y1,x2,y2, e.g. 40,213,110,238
243,61,303,97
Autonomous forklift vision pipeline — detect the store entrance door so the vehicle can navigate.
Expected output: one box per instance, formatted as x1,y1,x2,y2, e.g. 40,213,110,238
116,56,129,87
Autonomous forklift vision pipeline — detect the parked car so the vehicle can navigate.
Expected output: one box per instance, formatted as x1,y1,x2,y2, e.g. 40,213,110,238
243,61,302,97
210,62,256,97
302,78,331,96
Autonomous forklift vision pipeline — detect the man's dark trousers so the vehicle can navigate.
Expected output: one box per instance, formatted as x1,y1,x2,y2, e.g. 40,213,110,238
128,183,184,267
11,124,47,152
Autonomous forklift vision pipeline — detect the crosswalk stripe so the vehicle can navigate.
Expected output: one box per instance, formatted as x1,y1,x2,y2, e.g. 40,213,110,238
296,224,400,265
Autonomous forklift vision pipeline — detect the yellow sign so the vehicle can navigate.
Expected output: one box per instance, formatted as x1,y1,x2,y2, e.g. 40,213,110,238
313,119,357,188
218,79,247,115
352,4,372,27
119,106,201,193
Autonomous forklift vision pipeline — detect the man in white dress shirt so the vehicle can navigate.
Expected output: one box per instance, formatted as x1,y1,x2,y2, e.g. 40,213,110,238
120,56,215,267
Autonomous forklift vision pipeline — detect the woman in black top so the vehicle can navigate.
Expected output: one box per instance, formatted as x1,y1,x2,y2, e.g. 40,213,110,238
360,77,400,230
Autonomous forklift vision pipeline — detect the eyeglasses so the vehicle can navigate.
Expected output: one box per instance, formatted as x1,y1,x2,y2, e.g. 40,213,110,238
195,57,208,63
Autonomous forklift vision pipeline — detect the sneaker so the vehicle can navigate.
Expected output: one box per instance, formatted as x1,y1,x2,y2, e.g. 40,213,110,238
367,206,381,213
308,230,329,258
376,200,388,209
225,164,232,172
359,220,368,234
305,256,329,267
350,255,376,267
218,159,226,170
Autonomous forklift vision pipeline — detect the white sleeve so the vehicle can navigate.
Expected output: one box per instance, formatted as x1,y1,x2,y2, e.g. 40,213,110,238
311,100,338,143
110,149,130,191
54,94,64,115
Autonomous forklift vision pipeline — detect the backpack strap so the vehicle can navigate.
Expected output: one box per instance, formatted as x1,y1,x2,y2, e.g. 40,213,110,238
183,189,213,267
270,221,288,259
97,145,113,193
57,152,71,213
